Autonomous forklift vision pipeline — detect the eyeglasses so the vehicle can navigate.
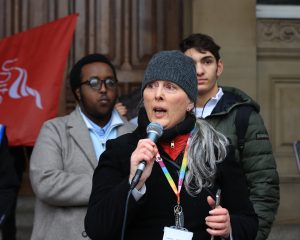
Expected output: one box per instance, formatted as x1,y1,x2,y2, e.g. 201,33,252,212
80,77,117,90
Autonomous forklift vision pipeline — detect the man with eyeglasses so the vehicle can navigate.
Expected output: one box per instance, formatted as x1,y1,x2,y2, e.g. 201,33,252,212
29,54,135,240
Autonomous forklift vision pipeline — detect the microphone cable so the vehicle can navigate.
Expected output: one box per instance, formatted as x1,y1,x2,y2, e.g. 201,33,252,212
120,122,163,240
121,188,132,240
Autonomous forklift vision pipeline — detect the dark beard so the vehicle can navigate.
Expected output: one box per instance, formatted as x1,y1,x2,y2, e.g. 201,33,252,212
79,97,116,127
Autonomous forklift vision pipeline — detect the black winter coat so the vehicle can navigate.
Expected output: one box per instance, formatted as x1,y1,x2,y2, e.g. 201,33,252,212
0,127,19,226
85,124,258,240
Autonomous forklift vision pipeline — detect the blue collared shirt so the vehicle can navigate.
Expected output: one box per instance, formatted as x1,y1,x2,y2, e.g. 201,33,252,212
80,108,124,160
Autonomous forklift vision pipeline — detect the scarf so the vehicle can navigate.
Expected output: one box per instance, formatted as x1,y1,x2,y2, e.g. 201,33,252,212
136,107,196,142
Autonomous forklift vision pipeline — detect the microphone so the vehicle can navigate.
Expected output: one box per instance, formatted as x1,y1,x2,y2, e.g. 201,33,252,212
130,122,163,190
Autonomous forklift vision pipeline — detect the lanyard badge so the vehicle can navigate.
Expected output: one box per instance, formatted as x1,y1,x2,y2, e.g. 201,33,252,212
155,132,192,230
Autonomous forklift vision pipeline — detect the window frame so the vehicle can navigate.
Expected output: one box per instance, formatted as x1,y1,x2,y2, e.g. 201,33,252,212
256,4,300,19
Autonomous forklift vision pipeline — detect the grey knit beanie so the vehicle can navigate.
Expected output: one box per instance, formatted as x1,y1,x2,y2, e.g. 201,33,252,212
142,50,197,102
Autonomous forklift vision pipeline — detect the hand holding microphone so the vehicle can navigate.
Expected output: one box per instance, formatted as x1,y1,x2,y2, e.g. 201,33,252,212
129,122,163,190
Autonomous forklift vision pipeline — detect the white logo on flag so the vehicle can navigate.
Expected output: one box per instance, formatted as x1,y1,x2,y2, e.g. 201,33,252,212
0,59,43,109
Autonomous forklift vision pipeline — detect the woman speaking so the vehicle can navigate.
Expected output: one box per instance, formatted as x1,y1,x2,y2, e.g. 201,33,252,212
85,51,258,240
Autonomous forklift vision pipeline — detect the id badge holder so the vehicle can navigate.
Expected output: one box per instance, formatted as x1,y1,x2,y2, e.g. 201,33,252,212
163,226,193,240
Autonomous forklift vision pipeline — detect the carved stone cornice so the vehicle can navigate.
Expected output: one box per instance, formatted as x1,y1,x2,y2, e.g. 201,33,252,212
257,19,300,57
258,19,300,43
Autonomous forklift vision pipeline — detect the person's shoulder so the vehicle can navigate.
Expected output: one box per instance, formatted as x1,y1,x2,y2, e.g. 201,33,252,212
114,110,137,132
122,120,137,132
119,115,136,129
39,110,78,133
108,129,139,147
222,86,250,101
221,86,260,112
215,143,236,170
42,113,70,126
105,132,138,158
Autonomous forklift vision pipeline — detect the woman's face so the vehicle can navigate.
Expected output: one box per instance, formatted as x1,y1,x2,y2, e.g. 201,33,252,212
143,80,194,129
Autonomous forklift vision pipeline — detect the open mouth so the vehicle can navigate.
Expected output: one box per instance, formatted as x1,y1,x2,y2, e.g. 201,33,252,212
153,107,166,113
153,107,167,118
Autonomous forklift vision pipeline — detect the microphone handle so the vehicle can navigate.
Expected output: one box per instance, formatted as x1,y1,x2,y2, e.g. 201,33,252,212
130,160,147,190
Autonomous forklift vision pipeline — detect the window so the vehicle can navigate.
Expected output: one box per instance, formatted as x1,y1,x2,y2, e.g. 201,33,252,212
257,0,300,4
257,0,300,19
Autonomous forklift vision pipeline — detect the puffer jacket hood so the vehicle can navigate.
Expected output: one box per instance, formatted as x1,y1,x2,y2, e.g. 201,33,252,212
210,86,260,117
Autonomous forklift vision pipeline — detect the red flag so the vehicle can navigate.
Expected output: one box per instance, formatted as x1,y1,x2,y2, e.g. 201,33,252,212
0,14,78,146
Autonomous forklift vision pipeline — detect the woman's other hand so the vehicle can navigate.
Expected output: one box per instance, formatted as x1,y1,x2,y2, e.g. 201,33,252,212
206,196,231,239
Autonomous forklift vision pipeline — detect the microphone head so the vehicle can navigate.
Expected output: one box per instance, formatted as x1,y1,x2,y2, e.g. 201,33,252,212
146,122,163,142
